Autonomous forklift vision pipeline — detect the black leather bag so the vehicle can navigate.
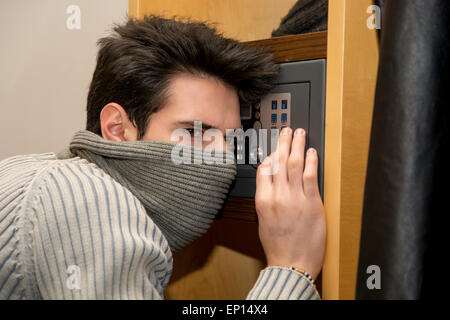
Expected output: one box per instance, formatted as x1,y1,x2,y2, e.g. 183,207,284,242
356,0,450,299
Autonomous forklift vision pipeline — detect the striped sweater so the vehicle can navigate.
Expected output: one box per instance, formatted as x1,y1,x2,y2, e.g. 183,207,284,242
0,153,320,300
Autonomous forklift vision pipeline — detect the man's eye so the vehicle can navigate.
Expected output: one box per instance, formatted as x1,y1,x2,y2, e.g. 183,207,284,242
185,128,205,135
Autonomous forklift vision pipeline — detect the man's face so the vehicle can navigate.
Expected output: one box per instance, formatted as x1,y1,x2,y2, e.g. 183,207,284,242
142,73,242,151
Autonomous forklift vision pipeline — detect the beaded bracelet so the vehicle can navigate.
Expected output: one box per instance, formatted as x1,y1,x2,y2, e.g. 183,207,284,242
288,266,315,284
266,265,315,285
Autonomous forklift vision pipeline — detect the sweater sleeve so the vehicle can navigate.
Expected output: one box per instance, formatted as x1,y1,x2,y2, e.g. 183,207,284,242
246,266,320,300
30,162,173,300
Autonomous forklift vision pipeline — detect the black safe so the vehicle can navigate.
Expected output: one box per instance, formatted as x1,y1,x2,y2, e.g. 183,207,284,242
228,59,326,198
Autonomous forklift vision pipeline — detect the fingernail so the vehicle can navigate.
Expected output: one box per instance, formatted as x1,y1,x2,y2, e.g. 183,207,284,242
281,127,291,136
308,148,316,154
295,128,305,136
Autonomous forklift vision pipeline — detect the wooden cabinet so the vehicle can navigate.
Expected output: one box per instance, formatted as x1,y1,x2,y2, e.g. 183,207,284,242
129,0,379,300
129,0,299,42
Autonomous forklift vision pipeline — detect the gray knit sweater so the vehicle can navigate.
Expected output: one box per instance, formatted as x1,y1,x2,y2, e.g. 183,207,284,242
0,153,320,300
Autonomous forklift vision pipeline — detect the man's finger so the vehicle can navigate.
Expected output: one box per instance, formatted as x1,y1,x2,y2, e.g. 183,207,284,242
288,128,306,192
255,155,273,214
256,154,273,185
303,148,320,198
273,127,292,188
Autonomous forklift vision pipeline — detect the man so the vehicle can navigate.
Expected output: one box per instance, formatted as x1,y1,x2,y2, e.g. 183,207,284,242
0,16,326,299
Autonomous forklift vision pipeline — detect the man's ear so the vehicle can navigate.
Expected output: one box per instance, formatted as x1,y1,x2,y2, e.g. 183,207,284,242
100,103,138,141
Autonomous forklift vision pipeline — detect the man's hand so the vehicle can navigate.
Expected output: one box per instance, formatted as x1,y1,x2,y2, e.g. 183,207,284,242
255,127,326,280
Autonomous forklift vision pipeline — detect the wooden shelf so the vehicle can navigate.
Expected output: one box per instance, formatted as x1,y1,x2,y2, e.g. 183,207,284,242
218,197,257,222
244,31,327,63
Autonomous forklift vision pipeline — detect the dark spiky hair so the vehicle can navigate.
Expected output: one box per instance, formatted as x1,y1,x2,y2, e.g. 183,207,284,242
86,15,280,139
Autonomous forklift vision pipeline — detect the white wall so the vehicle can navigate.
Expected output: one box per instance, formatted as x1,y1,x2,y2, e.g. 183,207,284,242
0,0,128,160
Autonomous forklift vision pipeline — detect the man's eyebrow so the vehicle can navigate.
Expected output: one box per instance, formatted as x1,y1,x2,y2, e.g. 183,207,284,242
176,120,217,130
